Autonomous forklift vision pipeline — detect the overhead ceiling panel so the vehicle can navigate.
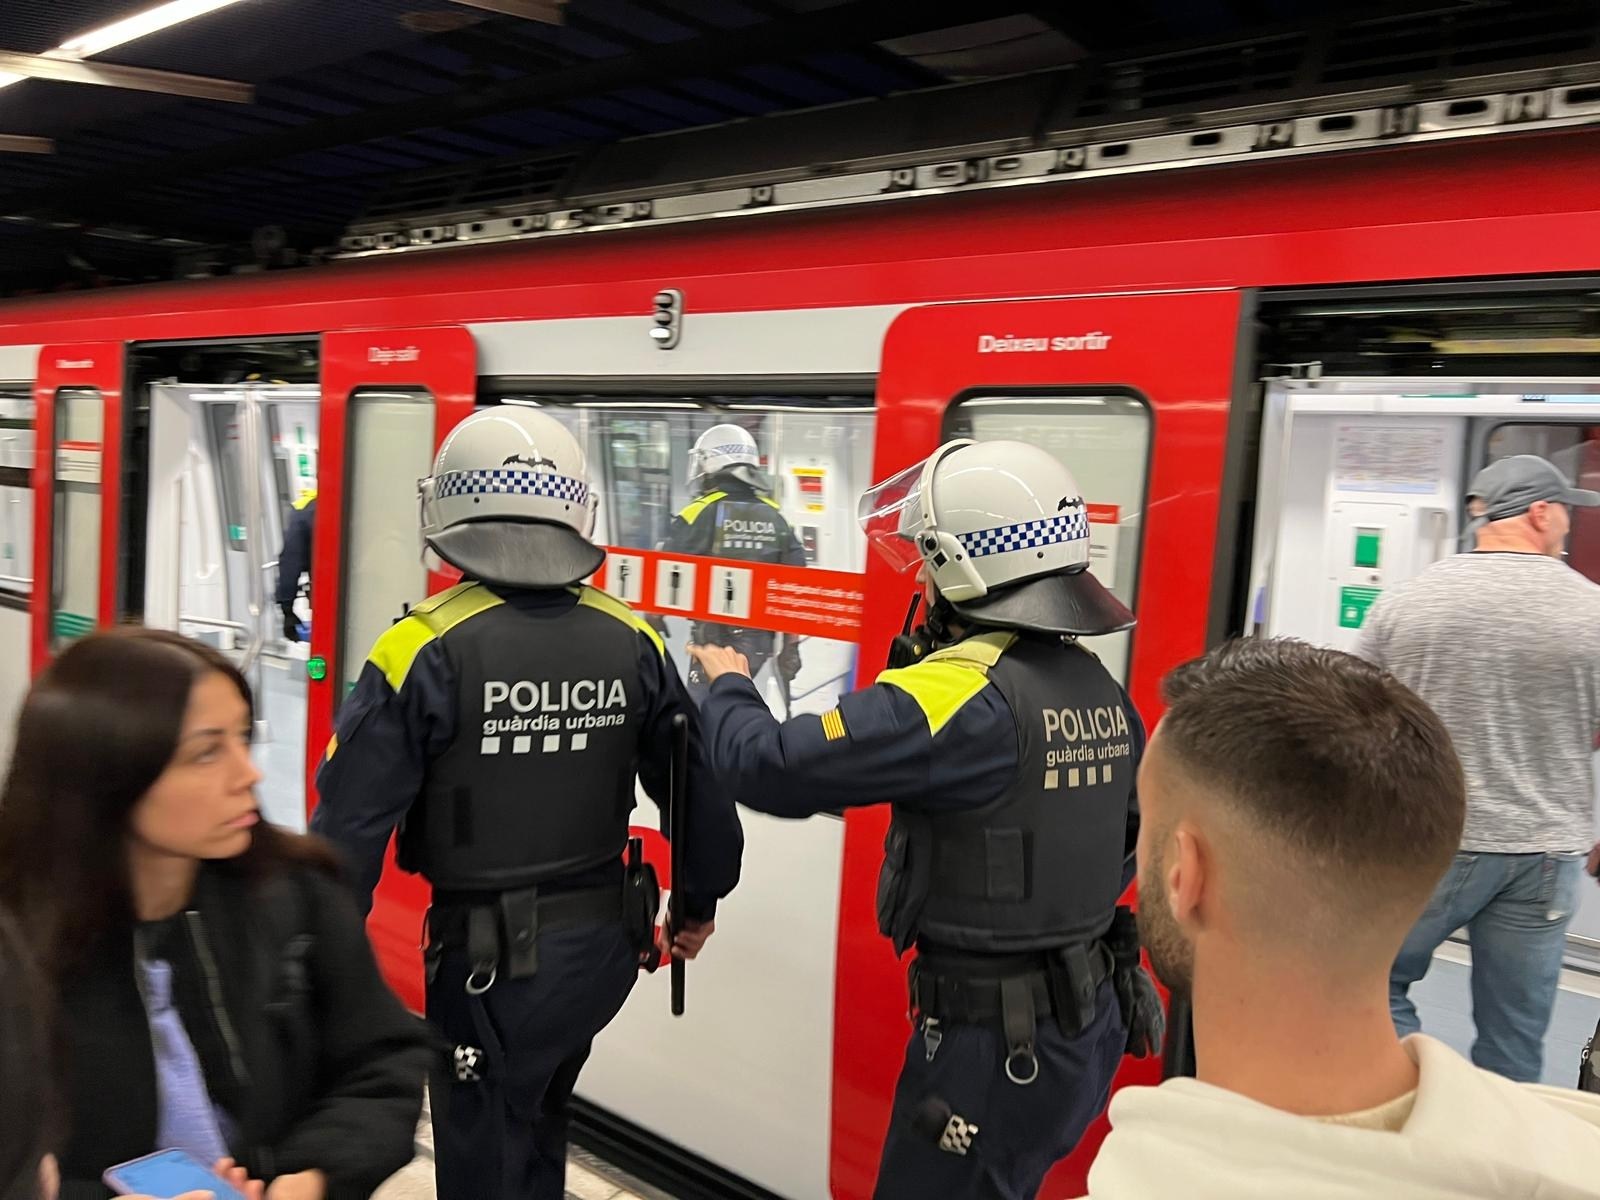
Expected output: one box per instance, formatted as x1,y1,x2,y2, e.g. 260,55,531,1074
0,0,1583,296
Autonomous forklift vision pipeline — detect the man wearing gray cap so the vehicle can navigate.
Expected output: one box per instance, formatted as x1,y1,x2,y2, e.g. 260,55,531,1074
1355,454,1600,1083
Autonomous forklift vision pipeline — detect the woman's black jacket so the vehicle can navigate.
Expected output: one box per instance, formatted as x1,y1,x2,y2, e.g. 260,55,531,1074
55,860,437,1200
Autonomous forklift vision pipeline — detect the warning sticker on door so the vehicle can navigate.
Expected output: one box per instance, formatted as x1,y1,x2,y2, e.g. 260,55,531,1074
606,553,644,604
709,565,753,620
597,546,865,639
654,560,697,611
792,467,826,514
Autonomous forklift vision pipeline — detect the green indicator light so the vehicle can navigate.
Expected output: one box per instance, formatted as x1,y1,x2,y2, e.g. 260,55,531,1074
229,524,245,541
306,656,327,681
1353,528,1382,570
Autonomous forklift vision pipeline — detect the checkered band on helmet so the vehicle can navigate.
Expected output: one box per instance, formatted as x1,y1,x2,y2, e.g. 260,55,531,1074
435,468,589,505
958,508,1089,559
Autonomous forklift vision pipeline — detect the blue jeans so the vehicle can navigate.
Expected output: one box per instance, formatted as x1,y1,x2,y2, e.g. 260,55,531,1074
1391,851,1584,1083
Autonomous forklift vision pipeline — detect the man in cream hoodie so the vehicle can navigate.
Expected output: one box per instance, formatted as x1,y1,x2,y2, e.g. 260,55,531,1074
1086,638,1600,1200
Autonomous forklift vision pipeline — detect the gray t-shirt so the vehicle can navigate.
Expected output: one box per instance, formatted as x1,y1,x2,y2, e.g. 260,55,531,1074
1355,552,1600,853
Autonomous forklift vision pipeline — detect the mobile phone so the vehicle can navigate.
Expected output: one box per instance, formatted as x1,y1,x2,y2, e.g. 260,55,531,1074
102,1148,247,1199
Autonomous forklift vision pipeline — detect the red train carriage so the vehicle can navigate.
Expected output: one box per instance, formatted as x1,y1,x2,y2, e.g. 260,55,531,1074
4,124,1600,1197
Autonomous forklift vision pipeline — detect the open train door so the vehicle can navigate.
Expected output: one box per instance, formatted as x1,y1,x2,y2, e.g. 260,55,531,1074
833,293,1242,1199
29,343,123,672
312,327,476,1008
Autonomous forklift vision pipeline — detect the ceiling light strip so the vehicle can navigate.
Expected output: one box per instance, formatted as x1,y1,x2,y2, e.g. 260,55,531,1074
0,51,252,102
56,0,249,59
441,0,566,23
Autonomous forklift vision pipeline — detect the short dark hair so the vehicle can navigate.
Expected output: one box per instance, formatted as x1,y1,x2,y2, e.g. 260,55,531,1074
1159,639,1464,912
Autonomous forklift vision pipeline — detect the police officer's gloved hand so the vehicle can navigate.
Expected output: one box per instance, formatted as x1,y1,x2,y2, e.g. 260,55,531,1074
1107,906,1166,1059
281,602,302,642
777,639,802,682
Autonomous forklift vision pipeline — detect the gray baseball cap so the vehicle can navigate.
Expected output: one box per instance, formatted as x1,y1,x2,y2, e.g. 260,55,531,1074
1467,454,1600,522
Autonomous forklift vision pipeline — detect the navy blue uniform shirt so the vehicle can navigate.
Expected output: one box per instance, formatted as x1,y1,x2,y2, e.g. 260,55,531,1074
698,638,1144,883
311,585,743,919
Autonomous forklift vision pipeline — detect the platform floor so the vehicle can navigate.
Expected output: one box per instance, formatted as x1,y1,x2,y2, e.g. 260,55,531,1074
372,1093,676,1200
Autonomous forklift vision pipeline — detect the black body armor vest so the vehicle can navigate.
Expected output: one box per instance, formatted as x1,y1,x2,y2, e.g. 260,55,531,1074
397,594,641,891
876,631,1133,955
707,495,789,561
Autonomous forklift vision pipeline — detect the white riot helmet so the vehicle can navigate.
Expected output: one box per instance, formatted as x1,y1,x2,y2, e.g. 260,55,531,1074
418,406,603,589
858,439,1134,637
688,423,762,489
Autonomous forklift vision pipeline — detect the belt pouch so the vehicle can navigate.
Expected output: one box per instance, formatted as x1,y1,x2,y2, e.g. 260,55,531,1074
623,837,661,964
499,887,540,980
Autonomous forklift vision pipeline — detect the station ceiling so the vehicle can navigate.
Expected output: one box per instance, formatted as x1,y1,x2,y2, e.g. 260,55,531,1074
0,0,1592,295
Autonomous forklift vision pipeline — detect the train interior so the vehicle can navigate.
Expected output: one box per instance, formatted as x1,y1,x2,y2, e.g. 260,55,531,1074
1235,282,1600,1084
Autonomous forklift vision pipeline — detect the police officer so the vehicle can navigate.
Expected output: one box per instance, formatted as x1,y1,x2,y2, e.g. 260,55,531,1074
310,407,743,1200
689,439,1164,1200
276,488,314,642
656,424,806,704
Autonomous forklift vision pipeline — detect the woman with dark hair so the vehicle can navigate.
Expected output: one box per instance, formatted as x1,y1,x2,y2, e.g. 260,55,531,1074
0,628,433,1200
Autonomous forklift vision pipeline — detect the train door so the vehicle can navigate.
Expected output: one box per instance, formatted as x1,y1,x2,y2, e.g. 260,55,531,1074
317,327,475,1000
145,380,321,831
139,327,474,1001
29,343,123,671
1249,378,1600,970
846,293,1243,1200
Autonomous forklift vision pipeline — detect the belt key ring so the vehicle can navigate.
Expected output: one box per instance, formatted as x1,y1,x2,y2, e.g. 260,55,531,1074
464,966,497,996
1005,1044,1040,1086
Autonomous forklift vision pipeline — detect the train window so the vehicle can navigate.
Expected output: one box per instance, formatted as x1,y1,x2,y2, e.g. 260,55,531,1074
51,387,104,647
0,384,34,601
488,391,875,719
598,415,676,549
945,393,1151,681
266,403,319,520
204,402,248,552
1485,424,1600,585
337,389,434,705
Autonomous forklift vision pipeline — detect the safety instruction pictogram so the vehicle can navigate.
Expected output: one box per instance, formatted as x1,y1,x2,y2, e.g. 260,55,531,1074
606,553,644,604
655,560,697,611
709,565,753,620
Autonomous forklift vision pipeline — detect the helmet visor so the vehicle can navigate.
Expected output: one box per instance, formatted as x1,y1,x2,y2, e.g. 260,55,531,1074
857,456,933,573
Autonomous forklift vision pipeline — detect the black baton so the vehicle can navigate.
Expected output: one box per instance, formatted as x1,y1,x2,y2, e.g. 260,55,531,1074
669,711,689,1017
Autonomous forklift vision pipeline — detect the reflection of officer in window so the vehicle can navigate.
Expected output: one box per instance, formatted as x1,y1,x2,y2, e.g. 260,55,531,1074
690,440,1164,1200
654,424,805,702
275,489,314,642
311,408,743,1200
